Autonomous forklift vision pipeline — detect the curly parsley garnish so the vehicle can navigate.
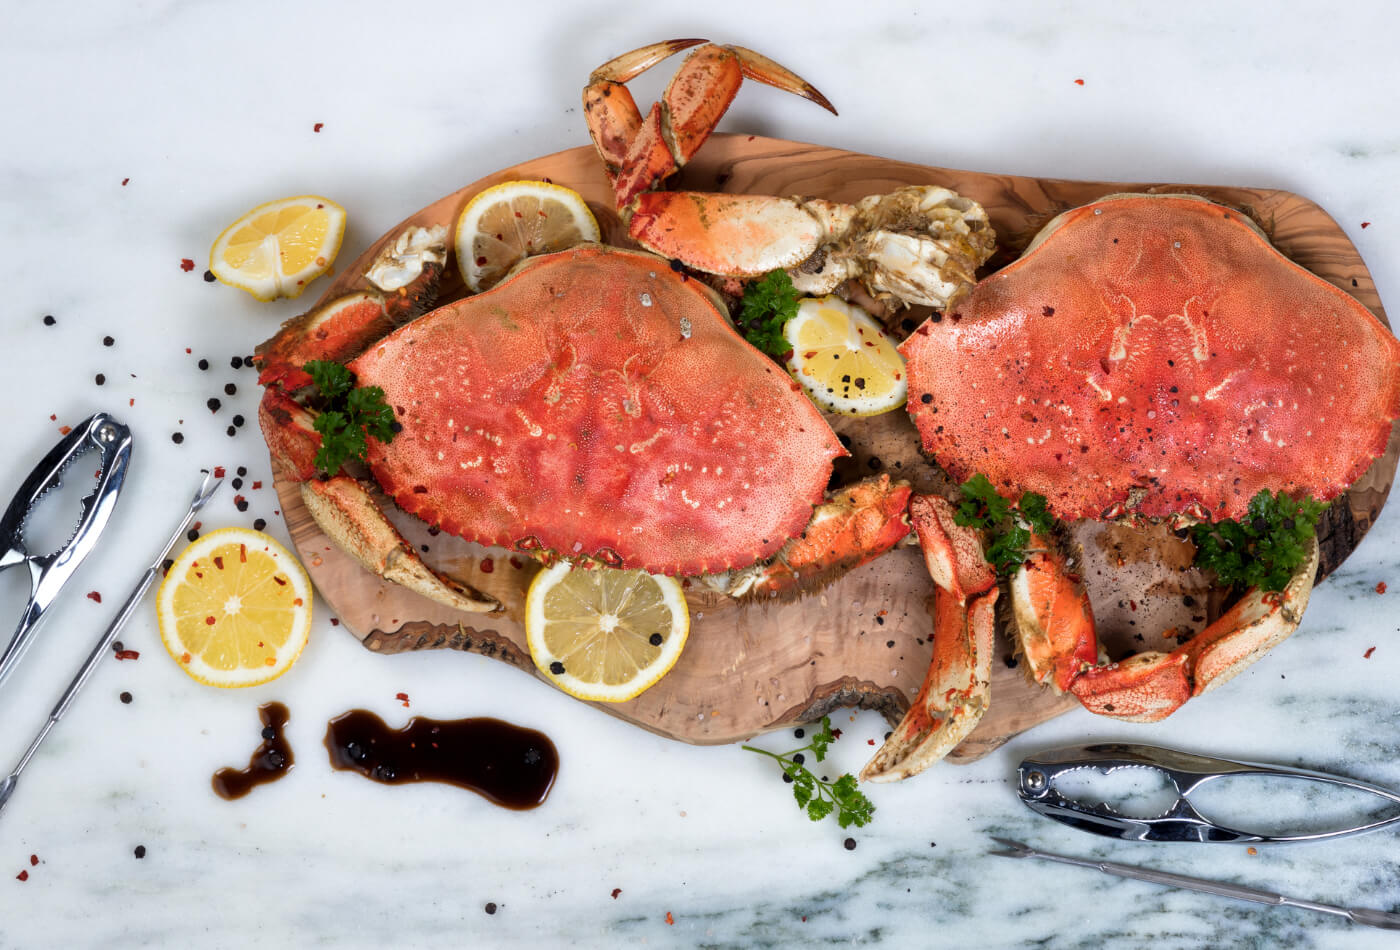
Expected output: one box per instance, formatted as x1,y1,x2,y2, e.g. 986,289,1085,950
742,716,874,829
737,269,800,357
953,473,1057,576
1190,490,1326,592
304,359,397,474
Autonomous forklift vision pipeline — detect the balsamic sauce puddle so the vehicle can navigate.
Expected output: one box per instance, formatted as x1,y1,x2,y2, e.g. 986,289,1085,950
324,709,558,809
212,702,294,800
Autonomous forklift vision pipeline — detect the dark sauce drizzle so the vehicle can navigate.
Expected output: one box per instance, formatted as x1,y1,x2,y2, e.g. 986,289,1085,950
324,710,557,809
212,702,294,800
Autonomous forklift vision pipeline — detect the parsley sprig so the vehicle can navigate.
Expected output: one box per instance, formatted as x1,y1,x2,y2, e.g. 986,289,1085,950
1190,490,1326,592
737,269,800,357
304,359,398,475
741,716,875,829
953,473,1057,576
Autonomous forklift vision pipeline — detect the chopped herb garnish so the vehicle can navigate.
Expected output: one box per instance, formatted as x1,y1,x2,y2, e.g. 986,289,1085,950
742,716,875,829
737,269,800,357
953,473,1056,576
304,359,396,474
1190,490,1325,592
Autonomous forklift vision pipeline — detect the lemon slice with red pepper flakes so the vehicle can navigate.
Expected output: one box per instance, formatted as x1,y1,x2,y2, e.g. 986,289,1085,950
783,296,908,416
209,195,346,301
524,562,689,702
156,527,313,687
455,180,601,293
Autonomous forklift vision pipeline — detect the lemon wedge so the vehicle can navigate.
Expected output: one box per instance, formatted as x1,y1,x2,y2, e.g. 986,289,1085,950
210,195,346,301
524,562,689,703
156,528,313,687
783,296,908,416
455,180,601,292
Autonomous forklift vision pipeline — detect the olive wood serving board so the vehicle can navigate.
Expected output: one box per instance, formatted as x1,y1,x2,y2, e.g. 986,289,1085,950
271,134,1396,762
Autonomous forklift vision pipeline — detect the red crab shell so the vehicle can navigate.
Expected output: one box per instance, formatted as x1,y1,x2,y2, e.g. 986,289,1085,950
901,193,1400,523
348,243,845,576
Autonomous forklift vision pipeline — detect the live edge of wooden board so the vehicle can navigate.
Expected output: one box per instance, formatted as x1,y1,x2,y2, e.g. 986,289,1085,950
269,133,1396,763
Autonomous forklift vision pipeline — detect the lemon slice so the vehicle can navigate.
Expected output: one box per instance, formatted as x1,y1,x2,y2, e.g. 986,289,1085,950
156,528,313,687
783,296,908,416
456,180,601,292
524,562,689,703
210,195,346,301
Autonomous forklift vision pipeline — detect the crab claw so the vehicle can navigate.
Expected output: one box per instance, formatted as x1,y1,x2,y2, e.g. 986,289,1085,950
301,476,500,614
584,41,835,208
1069,536,1319,721
1009,536,1098,692
861,494,998,782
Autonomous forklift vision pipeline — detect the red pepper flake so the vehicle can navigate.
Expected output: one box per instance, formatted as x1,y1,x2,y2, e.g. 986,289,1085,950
115,649,140,661
86,590,103,603
1247,846,1258,855
185,347,192,354
49,414,56,421
16,870,27,882
665,912,674,926
29,855,38,867
180,259,195,272
1365,646,1377,659
205,616,216,625
1074,78,1085,85
1376,582,1387,594
214,466,226,478
121,177,129,186
235,494,248,512
313,122,324,132
129,398,135,407
867,738,875,745
831,728,842,739
59,425,72,435
480,557,494,574
396,691,410,708
1361,221,1371,229
330,618,340,626
611,888,622,899
251,480,262,490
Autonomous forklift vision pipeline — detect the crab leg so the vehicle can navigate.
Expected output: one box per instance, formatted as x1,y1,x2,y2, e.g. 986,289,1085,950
584,40,835,208
717,474,913,600
861,494,999,783
1012,534,1320,722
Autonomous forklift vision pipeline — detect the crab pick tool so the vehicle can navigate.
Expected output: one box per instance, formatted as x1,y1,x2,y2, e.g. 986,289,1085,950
1016,742,1400,844
0,413,132,692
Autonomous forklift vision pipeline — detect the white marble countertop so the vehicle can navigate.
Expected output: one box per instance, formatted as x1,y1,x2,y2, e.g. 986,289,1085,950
2,1,1398,947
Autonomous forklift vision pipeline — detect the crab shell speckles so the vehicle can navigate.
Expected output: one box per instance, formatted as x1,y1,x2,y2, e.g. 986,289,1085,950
348,243,846,576
901,193,1400,523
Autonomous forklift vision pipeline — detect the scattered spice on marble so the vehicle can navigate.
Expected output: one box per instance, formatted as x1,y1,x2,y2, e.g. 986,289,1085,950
253,518,267,531
198,358,209,370
1361,222,1371,229
1365,646,1376,659
43,314,56,326
203,270,216,282
214,466,226,478
236,465,247,477
180,259,195,272
1377,582,1388,595
611,888,622,899
844,837,857,850
313,122,324,132
1247,846,1258,855
16,870,28,881
86,591,102,603
134,845,146,859
120,691,133,704
231,477,243,490
115,649,140,661
59,425,72,435
171,432,184,444
484,903,497,915
665,912,674,926
251,480,261,490
396,692,410,708
231,356,243,369
1073,78,1085,85
187,528,200,542
226,426,237,437
329,618,339,626
224,383,237,396
102,335,115,347
121,178,129,186
207,398,221,413
235,495,249,512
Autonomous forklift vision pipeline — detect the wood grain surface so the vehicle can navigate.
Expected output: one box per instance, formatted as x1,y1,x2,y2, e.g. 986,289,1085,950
269,134,1397,763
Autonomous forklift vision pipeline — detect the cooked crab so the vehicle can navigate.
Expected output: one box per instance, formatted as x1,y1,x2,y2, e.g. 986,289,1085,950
861,193,1400,782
